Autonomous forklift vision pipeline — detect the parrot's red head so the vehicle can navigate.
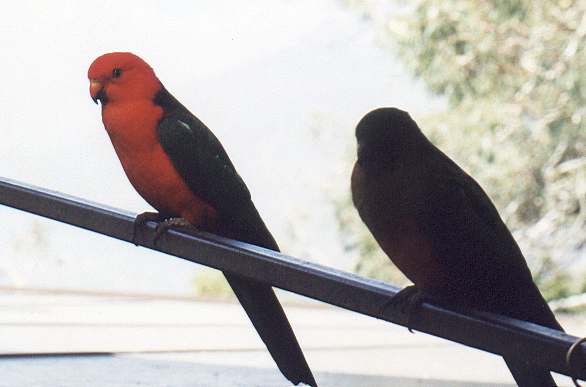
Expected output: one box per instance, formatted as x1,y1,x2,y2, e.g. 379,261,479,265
87,52,161,106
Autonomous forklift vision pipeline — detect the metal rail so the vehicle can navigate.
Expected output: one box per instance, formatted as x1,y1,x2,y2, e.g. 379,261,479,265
0,176,584,380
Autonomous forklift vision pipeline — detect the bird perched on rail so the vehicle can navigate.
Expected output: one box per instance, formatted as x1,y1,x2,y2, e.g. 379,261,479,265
351,107,563,387
87,52,316,387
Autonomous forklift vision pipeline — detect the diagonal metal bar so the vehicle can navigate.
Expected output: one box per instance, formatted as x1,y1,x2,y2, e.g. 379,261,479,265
0,176,584,380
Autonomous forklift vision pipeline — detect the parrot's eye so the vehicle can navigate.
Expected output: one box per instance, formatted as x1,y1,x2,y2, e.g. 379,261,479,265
112,68,122,78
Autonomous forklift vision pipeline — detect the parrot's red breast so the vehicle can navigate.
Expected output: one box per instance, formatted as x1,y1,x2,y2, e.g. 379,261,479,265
87,52,217,225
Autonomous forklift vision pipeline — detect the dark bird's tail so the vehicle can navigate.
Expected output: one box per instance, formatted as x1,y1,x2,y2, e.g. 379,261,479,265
219,204,317,387
502,283,563,387
505,358,557,387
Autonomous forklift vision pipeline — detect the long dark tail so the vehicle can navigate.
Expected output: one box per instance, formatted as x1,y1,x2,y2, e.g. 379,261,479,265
224,273,317,386
505,358,557,387
218,204,317,387
503,283,563,387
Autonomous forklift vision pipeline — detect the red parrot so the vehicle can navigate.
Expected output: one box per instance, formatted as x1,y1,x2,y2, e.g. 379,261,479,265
88,52,316,387
351,107,563,387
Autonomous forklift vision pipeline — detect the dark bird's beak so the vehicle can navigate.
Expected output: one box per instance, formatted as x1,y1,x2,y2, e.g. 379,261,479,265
89,80,104,105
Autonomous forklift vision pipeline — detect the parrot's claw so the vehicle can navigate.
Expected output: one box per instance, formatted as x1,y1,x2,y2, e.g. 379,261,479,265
378,285,425,333
133,212,164,246
153,217,194,246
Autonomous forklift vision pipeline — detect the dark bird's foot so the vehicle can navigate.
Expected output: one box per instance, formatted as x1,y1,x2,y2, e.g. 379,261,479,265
153,217,195,246
133,211,164,245
379,285,426,333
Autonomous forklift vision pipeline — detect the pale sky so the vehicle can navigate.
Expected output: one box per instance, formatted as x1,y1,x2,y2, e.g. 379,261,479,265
0,0,442,294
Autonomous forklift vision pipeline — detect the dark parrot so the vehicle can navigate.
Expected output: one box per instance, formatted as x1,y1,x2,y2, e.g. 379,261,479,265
351,107,562,386
87,52,316,387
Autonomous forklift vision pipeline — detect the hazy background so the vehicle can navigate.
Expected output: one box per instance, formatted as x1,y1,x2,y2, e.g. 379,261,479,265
0,0,441,294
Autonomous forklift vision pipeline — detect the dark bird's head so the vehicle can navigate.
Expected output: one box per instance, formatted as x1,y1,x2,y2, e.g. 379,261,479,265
87,52,161,106
355,107,425,169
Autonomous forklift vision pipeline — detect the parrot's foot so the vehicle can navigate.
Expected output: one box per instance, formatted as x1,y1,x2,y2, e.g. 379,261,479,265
378,285,425,333
153,217,195,246
133,212,164,245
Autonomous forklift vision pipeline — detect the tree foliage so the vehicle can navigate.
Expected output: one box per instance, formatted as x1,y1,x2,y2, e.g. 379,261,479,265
342,0,586,300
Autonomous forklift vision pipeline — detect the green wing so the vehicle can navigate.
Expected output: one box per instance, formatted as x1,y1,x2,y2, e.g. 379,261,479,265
157,113,251,217
154,87,278,250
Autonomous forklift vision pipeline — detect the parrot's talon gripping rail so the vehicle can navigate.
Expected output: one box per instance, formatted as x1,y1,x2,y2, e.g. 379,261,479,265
0,175,585,382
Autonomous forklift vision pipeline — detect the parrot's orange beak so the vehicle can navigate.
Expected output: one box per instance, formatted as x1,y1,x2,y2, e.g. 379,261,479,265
89,79,104,104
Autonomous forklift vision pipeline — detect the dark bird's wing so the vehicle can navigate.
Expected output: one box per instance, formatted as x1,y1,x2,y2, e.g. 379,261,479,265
420,150,561,386
420,152,560,328
154,88,316,386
